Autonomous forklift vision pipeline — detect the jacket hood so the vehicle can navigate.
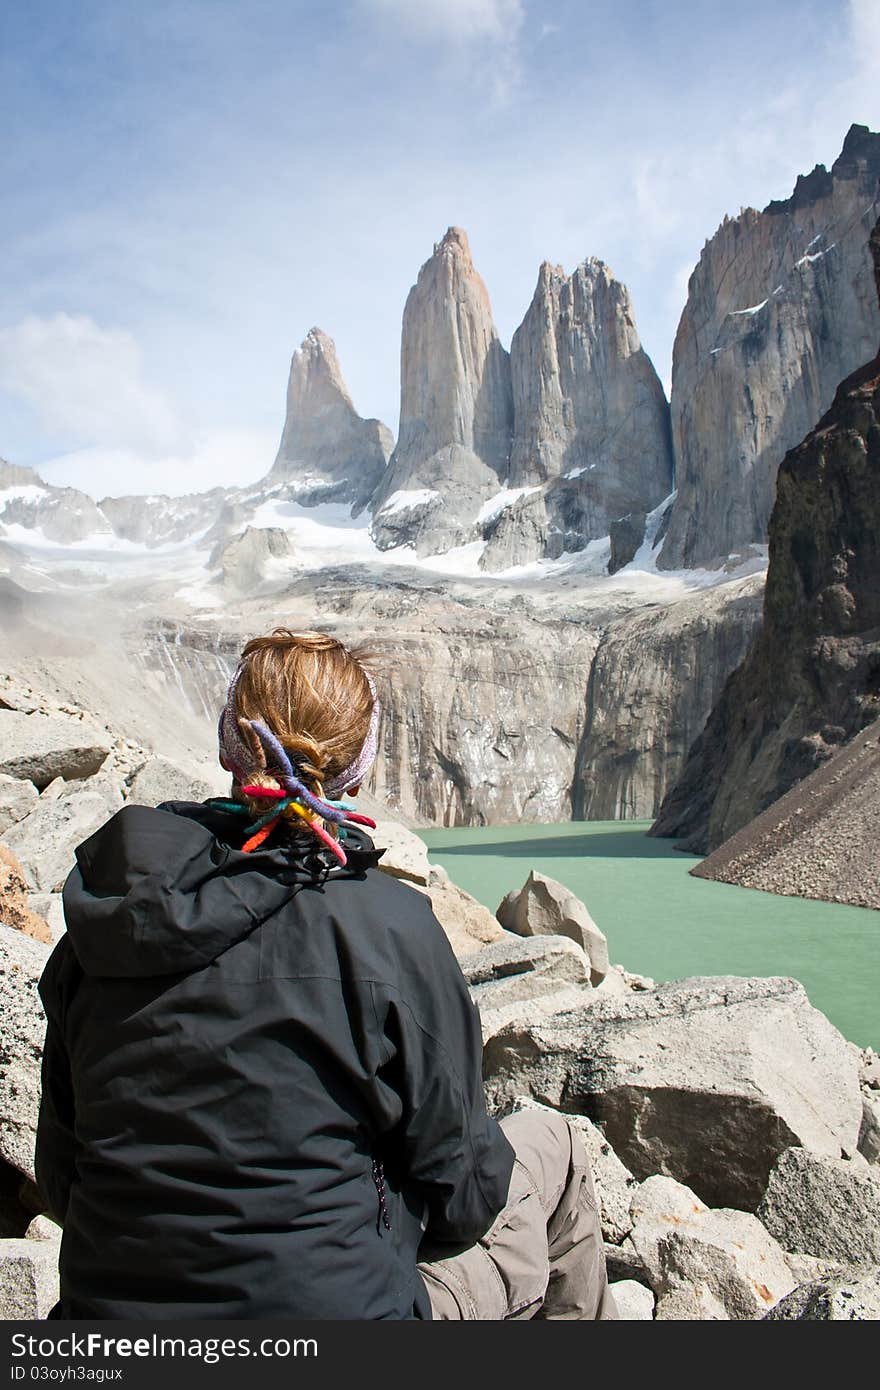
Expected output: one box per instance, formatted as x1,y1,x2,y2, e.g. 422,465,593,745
61,800,385,979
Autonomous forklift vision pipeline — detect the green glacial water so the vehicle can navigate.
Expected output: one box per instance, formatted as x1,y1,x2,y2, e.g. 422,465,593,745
421,820,879,1050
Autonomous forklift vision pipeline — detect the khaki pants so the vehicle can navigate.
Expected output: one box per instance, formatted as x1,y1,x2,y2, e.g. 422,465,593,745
417,1110,618,1320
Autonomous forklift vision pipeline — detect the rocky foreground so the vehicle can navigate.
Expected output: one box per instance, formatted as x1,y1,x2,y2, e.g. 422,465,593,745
0,705,878,1320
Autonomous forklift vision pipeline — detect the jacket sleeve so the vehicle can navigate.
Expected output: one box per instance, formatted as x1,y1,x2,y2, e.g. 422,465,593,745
371,895,515,1253
34,942,78,1225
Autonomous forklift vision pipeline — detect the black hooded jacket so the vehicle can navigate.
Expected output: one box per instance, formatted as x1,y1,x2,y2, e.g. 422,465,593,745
36,800,515,1320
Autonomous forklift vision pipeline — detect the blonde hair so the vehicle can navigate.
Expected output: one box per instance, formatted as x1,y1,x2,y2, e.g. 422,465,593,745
232,628,377,838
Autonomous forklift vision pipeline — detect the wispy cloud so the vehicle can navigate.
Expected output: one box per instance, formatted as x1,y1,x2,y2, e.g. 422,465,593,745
0,313,180,454
359,0,524,101
37,429,277,499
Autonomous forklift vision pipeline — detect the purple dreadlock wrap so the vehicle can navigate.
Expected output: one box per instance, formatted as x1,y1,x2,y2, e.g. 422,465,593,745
217,659,381,798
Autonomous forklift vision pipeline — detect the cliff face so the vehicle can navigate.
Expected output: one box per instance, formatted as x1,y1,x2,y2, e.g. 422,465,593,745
653,215,880,853
659,124,880,571
370,228,513,554
487,259,672,569
271,327,392,512
572,575,764,819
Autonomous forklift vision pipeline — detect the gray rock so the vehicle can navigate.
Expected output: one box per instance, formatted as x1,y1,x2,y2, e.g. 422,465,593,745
408,875,504,959
509,1096,638,1245
482,975,862,1210
462,934,592,1013
764,1269,880,1320
371,820,432,885
756,1147,880,1267
659,126,880,570
209,526,294,593
652,1207,797,1320
127,755,214,808
476,985,591,1048
624,1174,708,1286
1,780,123,891
494,870,608,984
0,923,50,1181
369,228,513,555
0,1238,60,1318
608,512,648,575
0,710,111,789
0,773,39,833
498,257,672,568
609,1279,655,1319
271,327,392,513
25,1214,60,1241
859,1092,880,1164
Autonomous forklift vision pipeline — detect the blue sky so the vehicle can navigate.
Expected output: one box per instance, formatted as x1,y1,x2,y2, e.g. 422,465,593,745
1,0,878,497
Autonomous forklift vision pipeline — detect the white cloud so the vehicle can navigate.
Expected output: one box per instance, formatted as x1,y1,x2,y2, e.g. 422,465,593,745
362,0,524,45
36,427,278,499
0,313,182,454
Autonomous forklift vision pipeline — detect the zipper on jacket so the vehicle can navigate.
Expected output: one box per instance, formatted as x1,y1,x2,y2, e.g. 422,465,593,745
371,1156,392,1233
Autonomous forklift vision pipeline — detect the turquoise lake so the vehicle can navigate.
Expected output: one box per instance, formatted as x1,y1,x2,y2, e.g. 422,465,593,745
420,820,879,1050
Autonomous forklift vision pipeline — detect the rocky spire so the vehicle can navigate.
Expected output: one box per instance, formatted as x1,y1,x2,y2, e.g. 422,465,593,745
503,256,672,546
370,228,513,554
272,327,392,513
658,124,880,570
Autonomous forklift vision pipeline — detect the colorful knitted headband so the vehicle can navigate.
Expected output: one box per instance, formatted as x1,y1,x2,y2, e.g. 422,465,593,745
217,660,381,798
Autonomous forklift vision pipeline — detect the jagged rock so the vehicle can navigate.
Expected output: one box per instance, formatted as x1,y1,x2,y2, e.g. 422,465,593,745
0,923,50,1181
1,779,123,891
271,327,392,513
859,1094,880,1164
209,526,294,593
652,1207,797,1320
370,228,512,554
510,1096,638,1245
0,1238,60,1318
0,710,111,789
463,934,592,1018
764,1269,880,1320
482,975,862,1210
0,773,39,833
756,1147,880,1267
493,257,672,568
494,870,608,983
574,573,764,819
39,777,65,802
99,487,226,547
0,846,51,944
654,213,880,855
25,1215,60,1241
0,476,112,545
659,125,880,570
127,755,214,808
409,874,505,959
371,820,432,885
608,512,647,574
609,1280,655,1319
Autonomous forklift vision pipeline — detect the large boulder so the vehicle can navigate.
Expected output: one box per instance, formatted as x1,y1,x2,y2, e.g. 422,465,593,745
495,870,608,984
372,820,432,886
859,1093,880,1164
756,1147,880,1267
409,872,505,959
609,1280,655,1319
0,773,39,834
1,779,123,892
0,1237,60,1318
764,1270,880,1320
127,755,214,807
482,975,862,1210
652,1207,797,1320
462,934,592,1012
0,924,50,1181
0,711,110,789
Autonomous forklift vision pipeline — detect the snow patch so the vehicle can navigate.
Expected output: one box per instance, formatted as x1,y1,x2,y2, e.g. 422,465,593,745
0,485,51,507
730,300,767,316
376,489,439,518
563,465,596,480
475,486,541,526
